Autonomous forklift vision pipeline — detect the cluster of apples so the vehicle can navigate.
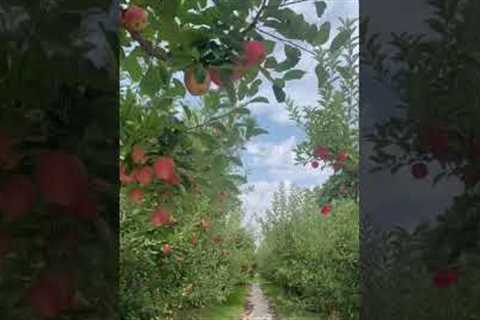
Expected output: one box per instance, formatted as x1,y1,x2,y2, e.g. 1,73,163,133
120,5,267,96
184,40,267,96
311,145,349,172
0,149,100,225
121,144,180,203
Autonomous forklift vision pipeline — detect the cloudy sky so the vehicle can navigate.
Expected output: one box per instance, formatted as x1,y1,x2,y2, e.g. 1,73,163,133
240,1,359,232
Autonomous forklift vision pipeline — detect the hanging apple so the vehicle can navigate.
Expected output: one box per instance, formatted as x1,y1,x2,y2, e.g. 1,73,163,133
121,5,148,33
184,65,211,96
35,151,89,207
243,40,266,68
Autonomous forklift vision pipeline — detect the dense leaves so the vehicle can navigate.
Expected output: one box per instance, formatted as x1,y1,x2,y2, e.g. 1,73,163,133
257,185,359,319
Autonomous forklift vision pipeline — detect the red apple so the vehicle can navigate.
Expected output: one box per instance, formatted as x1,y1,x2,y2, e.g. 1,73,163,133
28,271,75,318
185,66,211,96
411,162,428,179
243,40,266,68
135,166,153,186
150,208,171,226
0,175,35,221
122,5,148,32
35,151,89,207
337,151,349,162
128,188,144,203
131,145,147,164
321,203,332,216
154,157,176,182
162,243,171,255
120,162,135,185
433,270,458,288
313,146,330,160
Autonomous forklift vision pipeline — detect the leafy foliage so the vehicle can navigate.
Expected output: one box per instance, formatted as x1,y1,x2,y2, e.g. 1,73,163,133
257,184,359,319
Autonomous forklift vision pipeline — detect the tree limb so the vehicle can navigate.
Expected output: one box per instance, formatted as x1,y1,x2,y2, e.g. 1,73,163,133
256,27,317,56
242,0,269,36
128,30,170,62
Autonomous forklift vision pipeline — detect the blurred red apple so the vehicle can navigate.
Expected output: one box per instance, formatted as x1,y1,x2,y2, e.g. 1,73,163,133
122,5,148,32
35,151,88,207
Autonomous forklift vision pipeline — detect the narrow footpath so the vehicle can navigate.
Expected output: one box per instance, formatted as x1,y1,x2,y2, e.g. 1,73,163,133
242,283,275,320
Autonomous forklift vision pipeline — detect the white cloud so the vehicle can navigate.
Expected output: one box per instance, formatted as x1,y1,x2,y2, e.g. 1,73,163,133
241,136,332,228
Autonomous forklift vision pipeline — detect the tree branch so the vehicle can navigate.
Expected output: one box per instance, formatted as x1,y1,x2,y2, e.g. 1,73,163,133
242,0,269,36
128,30,170,62
256,27,317,56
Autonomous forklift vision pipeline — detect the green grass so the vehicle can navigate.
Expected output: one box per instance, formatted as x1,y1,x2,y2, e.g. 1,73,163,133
178,285,249,320
258,277,324,320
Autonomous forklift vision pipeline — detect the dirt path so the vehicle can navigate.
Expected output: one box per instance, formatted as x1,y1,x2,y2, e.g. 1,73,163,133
241,283,275,320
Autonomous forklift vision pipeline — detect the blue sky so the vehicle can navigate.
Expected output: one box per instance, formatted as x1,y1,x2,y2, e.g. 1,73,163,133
239,1,359,229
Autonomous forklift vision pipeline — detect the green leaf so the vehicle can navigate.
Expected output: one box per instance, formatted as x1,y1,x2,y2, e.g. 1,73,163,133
233,107,250,115
140,65,168,96
315,2,327,18
264,40,276,54
274,45,301,72
264,57,278,69
124,47,143,82
315,64,329,87
315,22,331,46
330,29,350,52
273,84,286,103
283,69,306,81
194,65,207,83
249,96,269,104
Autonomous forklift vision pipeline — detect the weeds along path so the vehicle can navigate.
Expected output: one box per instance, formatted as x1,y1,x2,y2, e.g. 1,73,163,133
242,283,275,320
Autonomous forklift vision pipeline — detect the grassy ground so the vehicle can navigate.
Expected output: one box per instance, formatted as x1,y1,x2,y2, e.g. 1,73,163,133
257,277,324,320
178,285,249,320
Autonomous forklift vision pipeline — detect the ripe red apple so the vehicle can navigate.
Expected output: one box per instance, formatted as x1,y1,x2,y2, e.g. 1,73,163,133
35,151,89,207
313,146,330,160
433,270,458,288
128,188,144,203
336,151,349,162
185,66,211,96
150,208,171,226
411,162,428,179
311,160,319,169
135,166,153,186
321,203,332,216
243,40,266,68
28,271,75,318
0,175,35,221
120,162,135,185
154,157,175,180
121,5,148,32
162,243,171,255
131,145,147,164
208,64,247,87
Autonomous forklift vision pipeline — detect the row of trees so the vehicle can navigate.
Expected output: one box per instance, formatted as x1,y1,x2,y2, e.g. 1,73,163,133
256,17,359,319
